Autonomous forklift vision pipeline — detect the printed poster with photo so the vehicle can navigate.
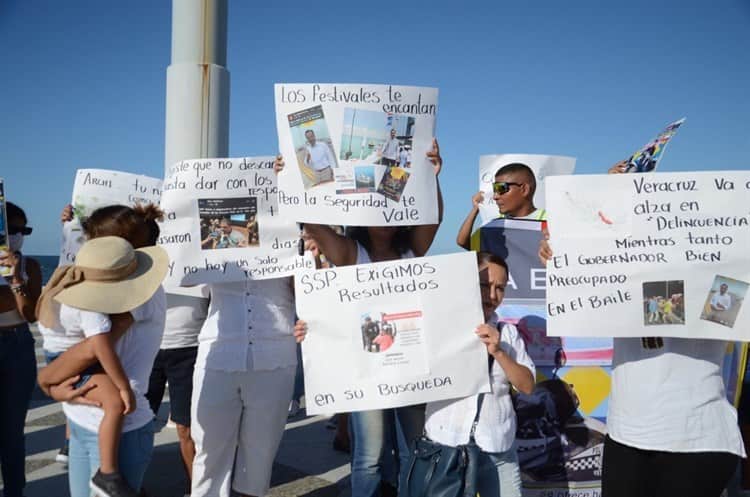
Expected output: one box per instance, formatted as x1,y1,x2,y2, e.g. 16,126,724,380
275,83,439,226
545,170,750,340
623,117,685,173
478,154,576,225
159,157,313,285
60,169,163,264
295,251,489,414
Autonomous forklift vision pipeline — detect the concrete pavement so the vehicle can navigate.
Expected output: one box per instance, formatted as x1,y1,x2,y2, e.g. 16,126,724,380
4,328,353,497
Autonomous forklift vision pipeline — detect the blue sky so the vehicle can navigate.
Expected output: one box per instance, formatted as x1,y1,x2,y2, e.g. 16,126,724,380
2,0,749,255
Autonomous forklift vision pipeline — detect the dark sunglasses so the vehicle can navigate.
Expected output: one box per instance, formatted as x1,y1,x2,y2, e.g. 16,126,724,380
492,181,524,195
8,226,32,236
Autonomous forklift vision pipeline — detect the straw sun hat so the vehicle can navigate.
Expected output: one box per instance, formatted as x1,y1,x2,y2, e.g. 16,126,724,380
37,236,168,327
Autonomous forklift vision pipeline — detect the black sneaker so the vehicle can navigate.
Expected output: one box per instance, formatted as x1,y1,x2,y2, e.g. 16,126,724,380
55,445,69,465
90,469,138,497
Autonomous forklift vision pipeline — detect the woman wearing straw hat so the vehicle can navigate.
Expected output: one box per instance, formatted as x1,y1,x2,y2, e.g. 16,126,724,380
0,202,42,497
37,235,168,497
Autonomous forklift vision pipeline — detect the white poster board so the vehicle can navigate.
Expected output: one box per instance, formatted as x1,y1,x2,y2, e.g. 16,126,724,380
545,171,750,340
60,169,162,264
158,157,313,285
295,251,490,414
478,154,576,225
275,83,438,226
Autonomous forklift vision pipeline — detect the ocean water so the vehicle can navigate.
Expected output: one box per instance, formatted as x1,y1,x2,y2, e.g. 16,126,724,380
31,255,59,285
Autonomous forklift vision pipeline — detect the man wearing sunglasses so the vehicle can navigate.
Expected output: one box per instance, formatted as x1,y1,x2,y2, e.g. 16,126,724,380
457,163,546,250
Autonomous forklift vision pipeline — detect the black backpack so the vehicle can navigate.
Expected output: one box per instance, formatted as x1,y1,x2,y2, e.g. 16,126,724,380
513,378,579,481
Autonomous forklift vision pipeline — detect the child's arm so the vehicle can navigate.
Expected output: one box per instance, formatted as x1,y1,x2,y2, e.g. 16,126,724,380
475,323,535,394
38,312,134,405
88,334,135,414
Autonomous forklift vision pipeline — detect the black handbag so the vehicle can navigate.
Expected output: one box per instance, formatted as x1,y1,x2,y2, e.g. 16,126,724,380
400,390,487,497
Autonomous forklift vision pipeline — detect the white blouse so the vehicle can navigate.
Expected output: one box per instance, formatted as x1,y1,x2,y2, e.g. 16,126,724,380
196,278,296,372
608,337,746,456
425,321,535,453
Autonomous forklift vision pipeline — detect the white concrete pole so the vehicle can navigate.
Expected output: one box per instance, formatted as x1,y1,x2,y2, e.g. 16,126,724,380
164,0,229,171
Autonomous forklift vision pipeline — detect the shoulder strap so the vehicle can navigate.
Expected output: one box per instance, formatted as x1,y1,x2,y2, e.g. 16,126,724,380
469,354,495,440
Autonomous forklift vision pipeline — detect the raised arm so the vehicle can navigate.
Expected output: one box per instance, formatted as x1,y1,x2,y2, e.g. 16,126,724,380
410,138,443,256
456,192,484,250
274,154,358,266
302,224,358,267
38,312,134,395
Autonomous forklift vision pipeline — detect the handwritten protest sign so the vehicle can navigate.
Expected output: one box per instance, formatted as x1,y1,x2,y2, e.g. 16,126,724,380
159,157,313,285
545,171,750,340
60,169,162,264
478,154,576,225
295,251,489,414
275,83,439,226
623,117,685,173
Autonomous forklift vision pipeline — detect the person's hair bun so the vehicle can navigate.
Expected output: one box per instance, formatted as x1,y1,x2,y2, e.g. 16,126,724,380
133,203,164,223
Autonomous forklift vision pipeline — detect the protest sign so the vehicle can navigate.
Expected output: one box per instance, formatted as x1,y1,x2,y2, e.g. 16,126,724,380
478,218,613,366
545,170,750,340
0,180,10,277
60,169,162,264
274,83,439,226
478,154,576,225
623,117,685,173
295,251,489,414
159,157,313,285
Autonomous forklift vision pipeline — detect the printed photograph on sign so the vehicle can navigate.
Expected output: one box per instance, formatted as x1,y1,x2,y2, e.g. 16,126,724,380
339,108,415,167
377,166,411,202
360,310,422,354
353,165,377,193
700,275,748,329
642,280,685,326
198,197,259,250
356,308,429,379
288,105,338,189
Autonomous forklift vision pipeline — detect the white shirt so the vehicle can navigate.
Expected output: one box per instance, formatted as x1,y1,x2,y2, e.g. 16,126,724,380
38,301,85,353
161,293,209,349
305,142,336,171
355,242,413,265
196,278,296,372
425,321,535,453
63,288,167,433
381,137,399,160
608,337,745,456
711,292,732,311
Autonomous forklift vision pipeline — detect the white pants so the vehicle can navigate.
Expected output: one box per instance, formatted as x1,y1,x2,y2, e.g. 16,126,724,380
190,357,295,497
